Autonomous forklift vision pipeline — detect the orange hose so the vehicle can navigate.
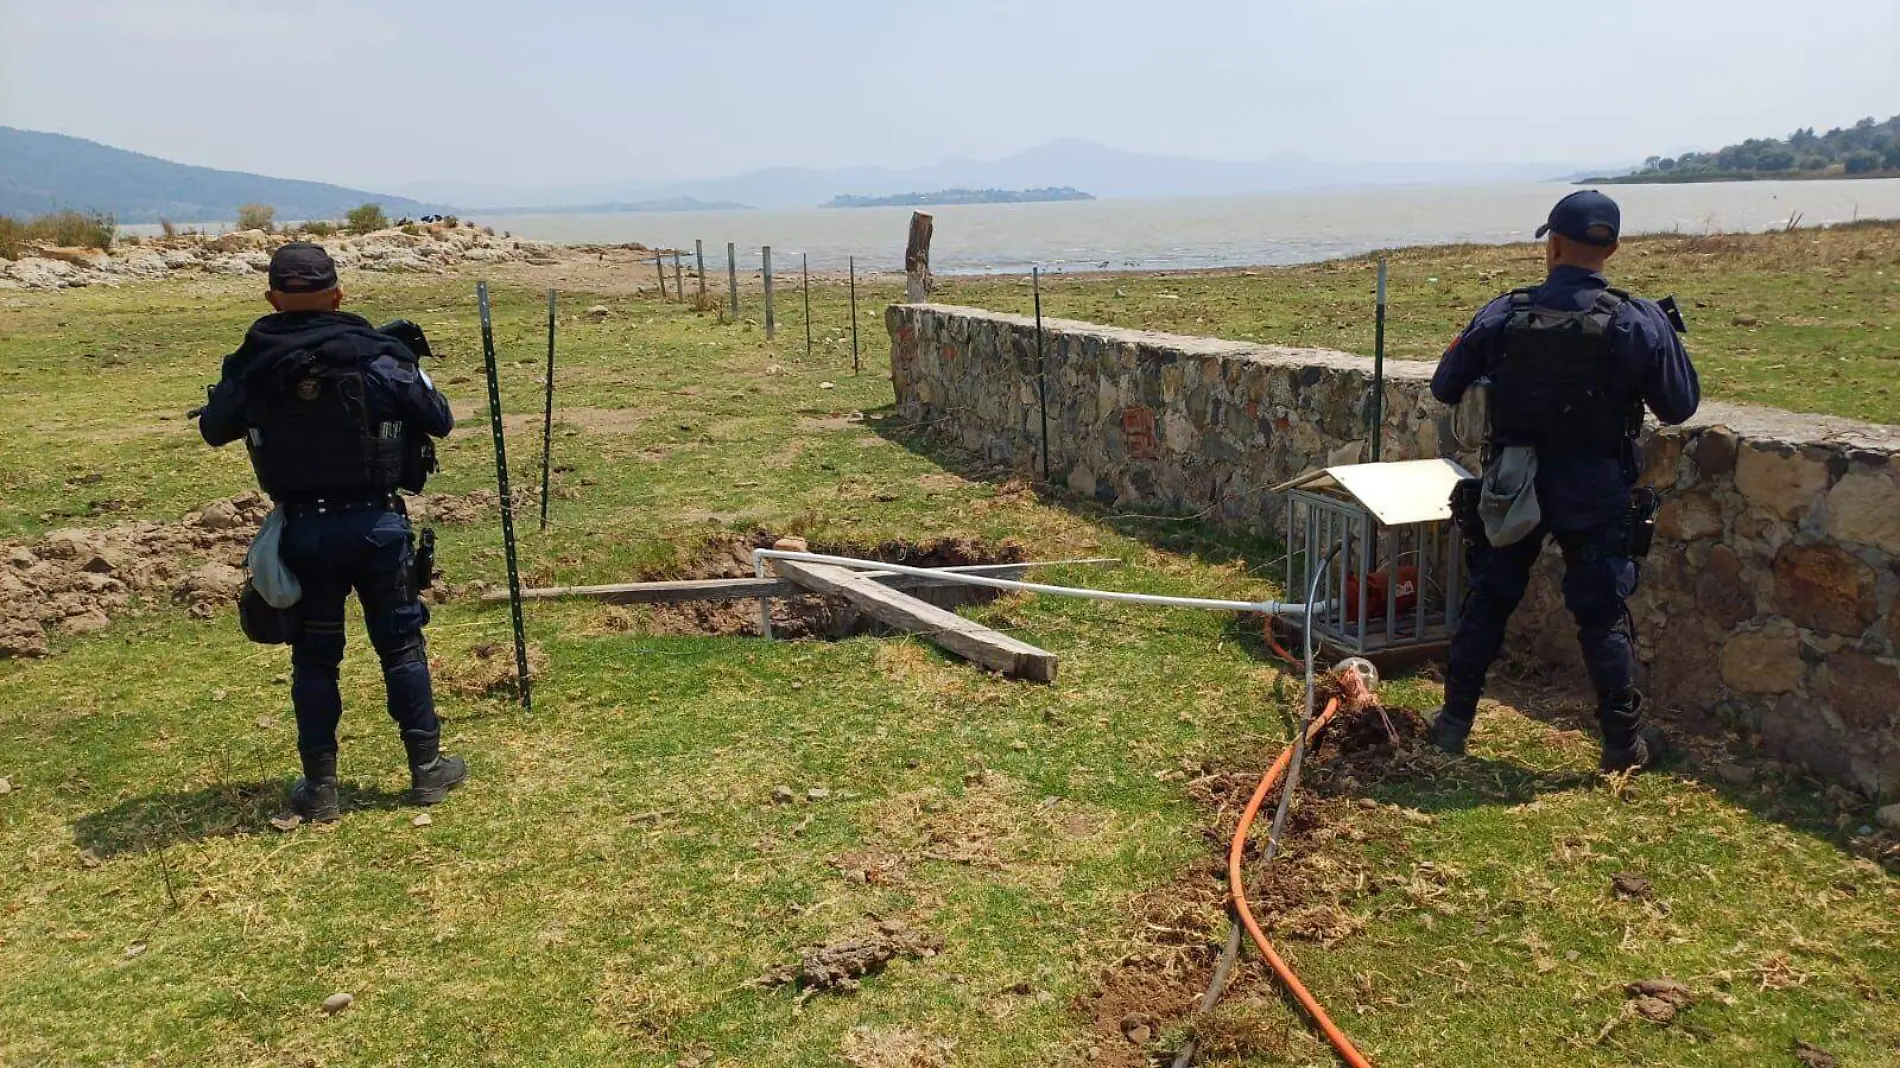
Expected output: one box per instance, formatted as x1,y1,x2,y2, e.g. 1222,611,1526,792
1228,696,1374,1068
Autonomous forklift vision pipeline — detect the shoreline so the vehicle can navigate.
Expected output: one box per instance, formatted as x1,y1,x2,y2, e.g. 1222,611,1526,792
6,212,1899,294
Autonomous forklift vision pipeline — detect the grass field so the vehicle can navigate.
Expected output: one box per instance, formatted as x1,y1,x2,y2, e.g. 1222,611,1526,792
1,226,1897,1068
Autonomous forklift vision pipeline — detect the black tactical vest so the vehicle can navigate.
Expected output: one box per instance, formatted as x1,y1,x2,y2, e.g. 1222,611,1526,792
244,347,405,500
1489,287,1642,452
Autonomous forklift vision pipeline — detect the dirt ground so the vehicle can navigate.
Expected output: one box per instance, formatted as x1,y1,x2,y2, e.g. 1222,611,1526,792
0,488,526,658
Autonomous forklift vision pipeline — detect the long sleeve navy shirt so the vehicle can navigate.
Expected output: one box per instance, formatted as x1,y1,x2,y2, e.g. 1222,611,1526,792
1431,265,1701,532
200,311,454,450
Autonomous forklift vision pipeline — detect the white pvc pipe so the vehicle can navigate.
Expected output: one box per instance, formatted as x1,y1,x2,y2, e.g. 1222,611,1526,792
753,549,1317,617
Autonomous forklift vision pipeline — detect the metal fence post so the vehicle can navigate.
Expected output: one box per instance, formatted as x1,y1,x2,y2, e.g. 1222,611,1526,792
763,245,775,339
476,282,533,711
540,287,556,530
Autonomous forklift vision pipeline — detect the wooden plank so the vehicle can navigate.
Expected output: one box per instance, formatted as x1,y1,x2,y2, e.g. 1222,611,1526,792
770,558,1057,681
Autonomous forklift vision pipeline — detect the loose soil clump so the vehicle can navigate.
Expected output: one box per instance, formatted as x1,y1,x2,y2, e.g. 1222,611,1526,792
0,492,272,657
0,487,538,659
756,919,942,994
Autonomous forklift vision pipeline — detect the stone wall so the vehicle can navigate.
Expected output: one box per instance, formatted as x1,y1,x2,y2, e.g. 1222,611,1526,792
888,303,1900,797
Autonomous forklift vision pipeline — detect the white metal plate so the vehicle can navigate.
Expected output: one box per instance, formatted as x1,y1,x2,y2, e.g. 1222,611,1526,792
1276,459,1473,527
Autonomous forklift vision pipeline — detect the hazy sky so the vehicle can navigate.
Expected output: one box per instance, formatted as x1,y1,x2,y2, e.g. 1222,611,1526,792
3,0,1896,190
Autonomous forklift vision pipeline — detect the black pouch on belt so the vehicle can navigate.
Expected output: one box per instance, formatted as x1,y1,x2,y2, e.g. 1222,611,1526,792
1627,487,1660,558
1449,477,1485,544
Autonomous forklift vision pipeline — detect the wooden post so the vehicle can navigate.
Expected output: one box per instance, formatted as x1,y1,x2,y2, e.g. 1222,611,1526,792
726,241,739,320
673,250,684,302
849,255,859,374
802,252,812,360
762,245,775,339
904,211,934,303
695,239,707,304
655,254,667,300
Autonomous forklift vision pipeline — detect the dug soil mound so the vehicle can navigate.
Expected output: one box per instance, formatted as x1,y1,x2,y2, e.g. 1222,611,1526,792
0,492,272,657
0,488,511,659
1080,691,1420,1064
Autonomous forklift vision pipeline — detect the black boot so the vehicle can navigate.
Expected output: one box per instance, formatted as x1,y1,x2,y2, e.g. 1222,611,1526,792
290,746,340,822
1428,707,1473,756
1600,690,1668,773
401,728,467,805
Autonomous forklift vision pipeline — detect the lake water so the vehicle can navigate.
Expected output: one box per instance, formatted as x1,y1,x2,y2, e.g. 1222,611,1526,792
476,178,1900,275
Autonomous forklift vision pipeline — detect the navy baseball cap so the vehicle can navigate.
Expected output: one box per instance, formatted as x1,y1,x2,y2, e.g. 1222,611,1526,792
1536,190,1621,247
268,242,339,293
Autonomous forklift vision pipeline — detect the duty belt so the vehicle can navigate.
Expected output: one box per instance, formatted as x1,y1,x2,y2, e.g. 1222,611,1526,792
279,493,400,519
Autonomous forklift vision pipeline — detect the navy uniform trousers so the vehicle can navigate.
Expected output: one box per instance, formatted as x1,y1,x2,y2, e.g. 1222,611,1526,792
1443,513,1641,746
278,506,439,753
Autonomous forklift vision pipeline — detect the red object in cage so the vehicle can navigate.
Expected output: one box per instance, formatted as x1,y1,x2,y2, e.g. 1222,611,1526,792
1342,566,1419,624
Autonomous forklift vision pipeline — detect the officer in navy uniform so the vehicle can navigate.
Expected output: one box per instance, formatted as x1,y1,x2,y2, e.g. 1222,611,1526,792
200,243,465,820
1428,191,1701,772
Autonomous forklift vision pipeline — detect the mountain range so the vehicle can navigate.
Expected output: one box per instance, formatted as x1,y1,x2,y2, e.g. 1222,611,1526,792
0,126,434,223
2,125,1615,224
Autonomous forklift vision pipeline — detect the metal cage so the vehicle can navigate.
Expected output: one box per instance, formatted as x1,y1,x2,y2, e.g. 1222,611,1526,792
1276,459,1471,660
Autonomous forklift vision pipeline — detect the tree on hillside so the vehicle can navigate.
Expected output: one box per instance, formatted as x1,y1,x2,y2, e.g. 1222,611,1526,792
1614,114,1899,181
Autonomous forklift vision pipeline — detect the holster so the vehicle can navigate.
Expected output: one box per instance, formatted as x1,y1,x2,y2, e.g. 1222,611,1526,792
1627,487,1659,559
1449,477,1486,548
411,528,437,593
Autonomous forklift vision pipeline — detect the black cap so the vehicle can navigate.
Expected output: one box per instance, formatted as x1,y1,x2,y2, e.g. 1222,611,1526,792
268,242,339,293
1536,190,1621,246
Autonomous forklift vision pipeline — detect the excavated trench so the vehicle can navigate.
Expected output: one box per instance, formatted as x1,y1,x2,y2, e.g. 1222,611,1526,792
597,533,1029,641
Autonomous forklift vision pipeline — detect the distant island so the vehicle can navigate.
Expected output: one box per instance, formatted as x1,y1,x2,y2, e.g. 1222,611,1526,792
491,196,750,215
1586,114,1900,185
822,186,1095,209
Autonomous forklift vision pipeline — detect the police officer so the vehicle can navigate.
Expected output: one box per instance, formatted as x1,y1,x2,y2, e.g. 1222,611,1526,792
200,242,465,820
1428,191,1700,772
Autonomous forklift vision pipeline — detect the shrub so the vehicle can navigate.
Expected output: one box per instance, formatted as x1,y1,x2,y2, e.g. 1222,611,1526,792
303,220,337,237
0,210,116,255
442,215,460,228
30,210,116,250
346,203,389,233
1844,151,1882,175
400,223,423,236
159,218,177,238
235,203,276,232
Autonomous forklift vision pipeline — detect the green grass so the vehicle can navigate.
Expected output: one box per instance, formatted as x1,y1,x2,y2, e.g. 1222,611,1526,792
1,235,1897,1067
934,219,1900,426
